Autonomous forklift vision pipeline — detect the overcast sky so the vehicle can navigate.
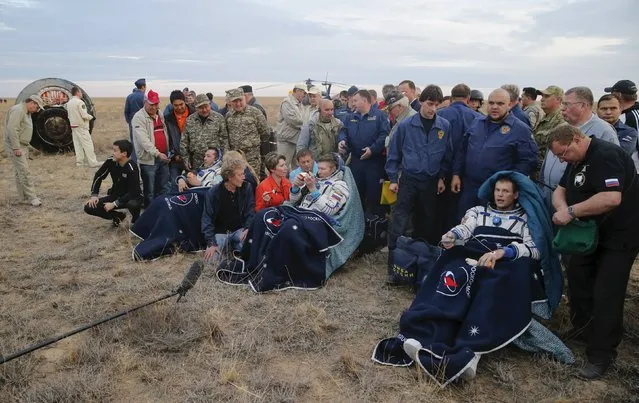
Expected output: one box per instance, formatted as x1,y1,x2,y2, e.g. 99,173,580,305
0,0,637,97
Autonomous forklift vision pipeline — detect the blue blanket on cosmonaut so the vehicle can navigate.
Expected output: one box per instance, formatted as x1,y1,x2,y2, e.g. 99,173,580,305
372,238,533,387
130,187,210,260
216,205,344,292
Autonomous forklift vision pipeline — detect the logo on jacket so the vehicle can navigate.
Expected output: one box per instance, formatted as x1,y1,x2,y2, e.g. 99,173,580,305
574,172,586,187
500,126,510,134
437,267,469,297
437,130,444,140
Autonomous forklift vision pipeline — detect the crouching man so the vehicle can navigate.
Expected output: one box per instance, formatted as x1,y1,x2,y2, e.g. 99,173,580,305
85,140,143,226
202,157,256,262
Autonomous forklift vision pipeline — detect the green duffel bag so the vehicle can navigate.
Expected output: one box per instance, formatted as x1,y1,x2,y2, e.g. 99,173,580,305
552,219,598,255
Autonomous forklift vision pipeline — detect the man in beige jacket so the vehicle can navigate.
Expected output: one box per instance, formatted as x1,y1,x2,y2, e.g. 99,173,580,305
3,95,45,206
66,86,99,167
131,90,170,207
276,83,307,167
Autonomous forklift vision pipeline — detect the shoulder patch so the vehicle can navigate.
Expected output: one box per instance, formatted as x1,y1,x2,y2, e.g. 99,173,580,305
500,125,510,134
81,104,86,109
438,130,444,140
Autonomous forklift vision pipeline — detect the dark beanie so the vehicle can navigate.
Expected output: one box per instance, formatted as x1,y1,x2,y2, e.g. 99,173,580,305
240,85,253,93
170,90,186,104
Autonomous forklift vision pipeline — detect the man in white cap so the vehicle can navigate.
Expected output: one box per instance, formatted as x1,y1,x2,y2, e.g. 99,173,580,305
383,91,417,149
302,86,322,123
3,95,45,206
276,83,307,167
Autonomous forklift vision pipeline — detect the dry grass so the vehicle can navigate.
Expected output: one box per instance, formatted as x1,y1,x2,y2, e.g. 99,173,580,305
1,98,638,402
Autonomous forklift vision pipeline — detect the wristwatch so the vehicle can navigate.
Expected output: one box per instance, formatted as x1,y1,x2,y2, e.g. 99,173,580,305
567,205,576,219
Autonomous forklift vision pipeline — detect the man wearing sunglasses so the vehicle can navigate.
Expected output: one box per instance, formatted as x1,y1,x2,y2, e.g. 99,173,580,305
548,124,639,380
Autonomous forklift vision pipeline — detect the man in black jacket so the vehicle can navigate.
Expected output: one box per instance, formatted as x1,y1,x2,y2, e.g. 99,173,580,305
85,140,143,226
202,157,255,262
164,90,196,191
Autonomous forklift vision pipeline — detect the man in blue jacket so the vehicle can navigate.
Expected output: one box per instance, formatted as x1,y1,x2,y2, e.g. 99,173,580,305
338,89,390,214
597,94,639,171
501,84,531,128
124,78,146,162
386,85,452,249
452,88,538,219
202,158,255,263
435,84,482,232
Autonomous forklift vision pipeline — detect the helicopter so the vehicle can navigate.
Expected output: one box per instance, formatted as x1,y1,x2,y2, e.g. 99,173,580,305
304,75,350,99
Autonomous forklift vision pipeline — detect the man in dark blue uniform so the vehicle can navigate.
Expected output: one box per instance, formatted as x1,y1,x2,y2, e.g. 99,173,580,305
124,78,146,162
338,89,390,214
501,84,531,127
435,83,482,232
452,88,538,219
386,85,452,250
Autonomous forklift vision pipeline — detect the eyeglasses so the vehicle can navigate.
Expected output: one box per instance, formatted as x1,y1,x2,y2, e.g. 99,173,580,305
560,101,585,108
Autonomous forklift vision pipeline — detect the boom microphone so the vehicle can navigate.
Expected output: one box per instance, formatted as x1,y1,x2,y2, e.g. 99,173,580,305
1,260,204,365
176,260,203,302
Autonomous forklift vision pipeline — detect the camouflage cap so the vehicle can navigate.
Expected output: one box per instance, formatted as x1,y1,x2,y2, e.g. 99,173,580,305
383,91,405,110
227,88,244,101
194,93,210,108
537,85,564,98
293,83,308,92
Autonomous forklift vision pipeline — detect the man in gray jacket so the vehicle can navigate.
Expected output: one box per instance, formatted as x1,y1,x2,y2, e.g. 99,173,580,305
131,90,171,207
539,86,619,209
276,83,307,167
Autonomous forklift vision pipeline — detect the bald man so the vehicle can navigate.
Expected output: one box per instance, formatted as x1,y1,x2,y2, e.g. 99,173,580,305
297,99,343,159
452,88,538,217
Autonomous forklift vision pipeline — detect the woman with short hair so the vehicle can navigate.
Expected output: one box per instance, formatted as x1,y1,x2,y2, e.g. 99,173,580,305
255,152,291,212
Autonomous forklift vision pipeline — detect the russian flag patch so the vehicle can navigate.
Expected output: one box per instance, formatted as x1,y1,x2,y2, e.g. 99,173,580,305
605,178,620,187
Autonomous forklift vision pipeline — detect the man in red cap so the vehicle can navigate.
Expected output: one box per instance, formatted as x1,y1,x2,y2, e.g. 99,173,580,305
131,90,171,207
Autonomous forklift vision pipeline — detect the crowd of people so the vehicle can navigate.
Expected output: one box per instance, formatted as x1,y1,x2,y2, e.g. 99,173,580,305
3,76,639,383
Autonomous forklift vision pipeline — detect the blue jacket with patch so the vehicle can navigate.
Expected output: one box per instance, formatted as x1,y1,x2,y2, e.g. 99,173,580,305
437,101,482,164
511,104,531,127
386,113,452,182
614,120,638,156
124,89,145,124
453,113,538,185
334,106,351,123
338,107,390,161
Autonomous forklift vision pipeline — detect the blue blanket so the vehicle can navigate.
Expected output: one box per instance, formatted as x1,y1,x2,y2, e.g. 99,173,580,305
130,187,209,260
218,205,344,292
373,244,533,387
478,171,563,315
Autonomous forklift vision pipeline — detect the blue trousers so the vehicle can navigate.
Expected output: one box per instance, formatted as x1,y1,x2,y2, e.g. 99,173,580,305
351,158,386,215
140,159,170,208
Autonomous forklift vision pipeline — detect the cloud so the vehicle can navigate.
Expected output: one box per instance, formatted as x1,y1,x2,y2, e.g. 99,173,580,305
0,0,38,7
526,36,627,59
107,55,143,61
0,22,15,31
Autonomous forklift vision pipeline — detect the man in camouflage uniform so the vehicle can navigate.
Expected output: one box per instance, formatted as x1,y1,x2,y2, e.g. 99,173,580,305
181,93,228,170
4,95,45,206
521,87,545,131
533,85,567,178
225,88,270,176
296,99,342,159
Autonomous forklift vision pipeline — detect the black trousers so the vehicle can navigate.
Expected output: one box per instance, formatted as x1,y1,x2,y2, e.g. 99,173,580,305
84,195,142,222
388,175,438,250
567,244,639,364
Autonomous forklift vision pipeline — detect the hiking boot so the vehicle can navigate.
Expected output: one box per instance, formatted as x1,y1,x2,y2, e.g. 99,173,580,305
576,361,610,380
112,212,126,227
30,198,42,207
